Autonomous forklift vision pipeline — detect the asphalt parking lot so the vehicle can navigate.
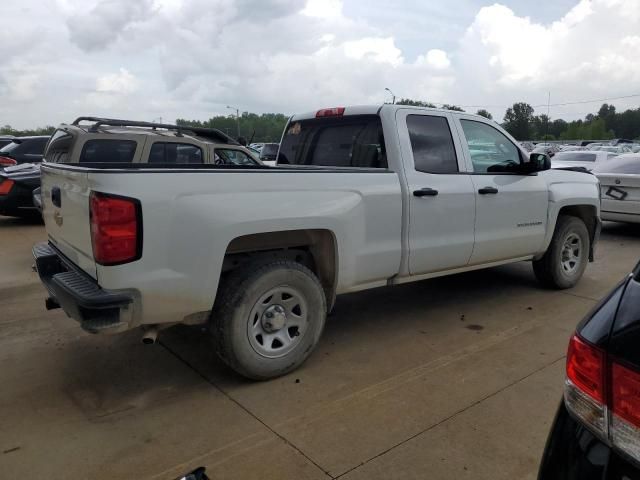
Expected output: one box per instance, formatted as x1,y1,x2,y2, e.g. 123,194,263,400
1,218,639,480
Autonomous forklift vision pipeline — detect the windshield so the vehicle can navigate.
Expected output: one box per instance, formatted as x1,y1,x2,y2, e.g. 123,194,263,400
553,152,597,163
278,114,386,168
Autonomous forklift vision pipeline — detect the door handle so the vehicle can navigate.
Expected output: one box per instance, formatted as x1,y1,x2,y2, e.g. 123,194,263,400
51,186,61,207
478,186,498,195
413,188,439,197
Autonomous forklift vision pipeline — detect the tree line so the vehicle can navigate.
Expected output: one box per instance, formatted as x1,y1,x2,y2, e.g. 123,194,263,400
3,101,639,142
177,112,289,143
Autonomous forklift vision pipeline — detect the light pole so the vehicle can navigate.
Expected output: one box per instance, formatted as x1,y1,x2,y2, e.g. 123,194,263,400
385,87,396,105
226,105,240,138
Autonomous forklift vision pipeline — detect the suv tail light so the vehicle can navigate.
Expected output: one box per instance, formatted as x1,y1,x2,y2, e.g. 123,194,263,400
565,334,640,462
90,192,142,265
0,178,14,195
0,156,16,166
565,335,607,434
611,363,640,459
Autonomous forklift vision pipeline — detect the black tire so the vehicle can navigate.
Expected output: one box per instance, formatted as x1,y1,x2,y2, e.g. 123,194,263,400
533,215,589,289
211,260,326,380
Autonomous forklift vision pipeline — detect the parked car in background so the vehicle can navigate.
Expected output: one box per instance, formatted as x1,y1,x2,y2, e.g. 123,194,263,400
538,260,640,479
44,117,259,166
560,145,584,152
594,154,640,224
532,144,560,157
249,142,265,152
0,163,42,218
552,150,617,171
586,142,605,150
33,105,600,380
596,145,631,154
0,136,49,167
0,136,15,150
259,142,279,165
519,141,534,152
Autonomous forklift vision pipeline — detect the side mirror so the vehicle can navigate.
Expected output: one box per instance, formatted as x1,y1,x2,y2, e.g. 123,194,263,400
527,152,551,172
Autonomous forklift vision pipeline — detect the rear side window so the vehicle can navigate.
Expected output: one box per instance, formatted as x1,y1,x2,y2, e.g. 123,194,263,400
80,139,137,163
45,130,74,163
407,115,458,174
148,142,203,164
278,115,387,168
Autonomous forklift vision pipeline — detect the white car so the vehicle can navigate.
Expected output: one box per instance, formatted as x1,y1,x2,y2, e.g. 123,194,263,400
595,154,640,223
33,106,601,379
552,150,617,171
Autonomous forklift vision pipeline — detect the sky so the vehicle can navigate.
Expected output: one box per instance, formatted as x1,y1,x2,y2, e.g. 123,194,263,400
1,0,640,129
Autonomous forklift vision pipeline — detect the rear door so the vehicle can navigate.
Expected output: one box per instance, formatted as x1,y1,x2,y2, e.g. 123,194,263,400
396,109,476,275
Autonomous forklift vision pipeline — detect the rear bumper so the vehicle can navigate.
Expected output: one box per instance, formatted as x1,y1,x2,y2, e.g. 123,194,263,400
33,242,133,333
538,402,640,480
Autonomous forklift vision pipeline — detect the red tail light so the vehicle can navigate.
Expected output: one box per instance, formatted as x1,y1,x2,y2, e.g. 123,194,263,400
565,333,640,461
316,107,345,118
0,156,16,166
567,334,605,403
612,363,640,427
90,192,142,265
0,178,14,195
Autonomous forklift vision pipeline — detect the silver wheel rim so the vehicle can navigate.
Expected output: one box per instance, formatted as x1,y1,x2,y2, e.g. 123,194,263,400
247,286,308,358
561,232,582,275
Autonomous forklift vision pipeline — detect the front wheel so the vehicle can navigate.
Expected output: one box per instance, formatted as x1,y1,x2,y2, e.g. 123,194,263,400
211,260,326,380
533,215,590,289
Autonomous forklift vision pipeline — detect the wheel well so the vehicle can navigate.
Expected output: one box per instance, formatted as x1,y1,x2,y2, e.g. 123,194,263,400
557,205,598,260
222,229,338,310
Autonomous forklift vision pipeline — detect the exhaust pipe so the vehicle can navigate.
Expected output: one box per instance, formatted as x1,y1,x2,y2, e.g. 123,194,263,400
142,327,159,345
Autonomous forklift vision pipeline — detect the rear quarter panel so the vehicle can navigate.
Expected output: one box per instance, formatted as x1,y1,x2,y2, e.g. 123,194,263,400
88,168,403,326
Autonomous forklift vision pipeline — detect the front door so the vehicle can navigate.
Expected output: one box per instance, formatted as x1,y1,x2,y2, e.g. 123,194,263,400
397,110,476,275
455,117,549,265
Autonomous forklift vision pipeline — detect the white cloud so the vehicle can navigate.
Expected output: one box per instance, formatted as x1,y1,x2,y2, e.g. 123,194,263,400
302,0,342,18
418,49,451,70
96,68,139,94
2,0,640,128
343,37,403,67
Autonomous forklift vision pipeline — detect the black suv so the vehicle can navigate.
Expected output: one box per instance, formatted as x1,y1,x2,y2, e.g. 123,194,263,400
539,260,640,479
0,136,50,167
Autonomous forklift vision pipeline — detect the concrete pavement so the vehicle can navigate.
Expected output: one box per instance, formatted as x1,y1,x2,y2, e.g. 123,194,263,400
1,217,638,479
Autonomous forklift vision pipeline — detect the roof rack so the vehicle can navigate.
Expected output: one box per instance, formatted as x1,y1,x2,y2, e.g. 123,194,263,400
71,117,239,145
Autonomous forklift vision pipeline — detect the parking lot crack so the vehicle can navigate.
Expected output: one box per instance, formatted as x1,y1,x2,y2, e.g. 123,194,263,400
333,356,565,479
159,339,333,479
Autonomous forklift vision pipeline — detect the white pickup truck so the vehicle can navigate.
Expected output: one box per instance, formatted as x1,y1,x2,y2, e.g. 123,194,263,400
34,106,601,379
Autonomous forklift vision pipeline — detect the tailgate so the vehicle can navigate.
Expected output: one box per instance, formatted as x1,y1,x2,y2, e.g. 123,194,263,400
599,173,640,214
41,165,96,278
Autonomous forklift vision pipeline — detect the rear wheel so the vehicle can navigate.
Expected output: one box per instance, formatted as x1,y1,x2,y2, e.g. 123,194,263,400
211,260,326,380
533,215,589,289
